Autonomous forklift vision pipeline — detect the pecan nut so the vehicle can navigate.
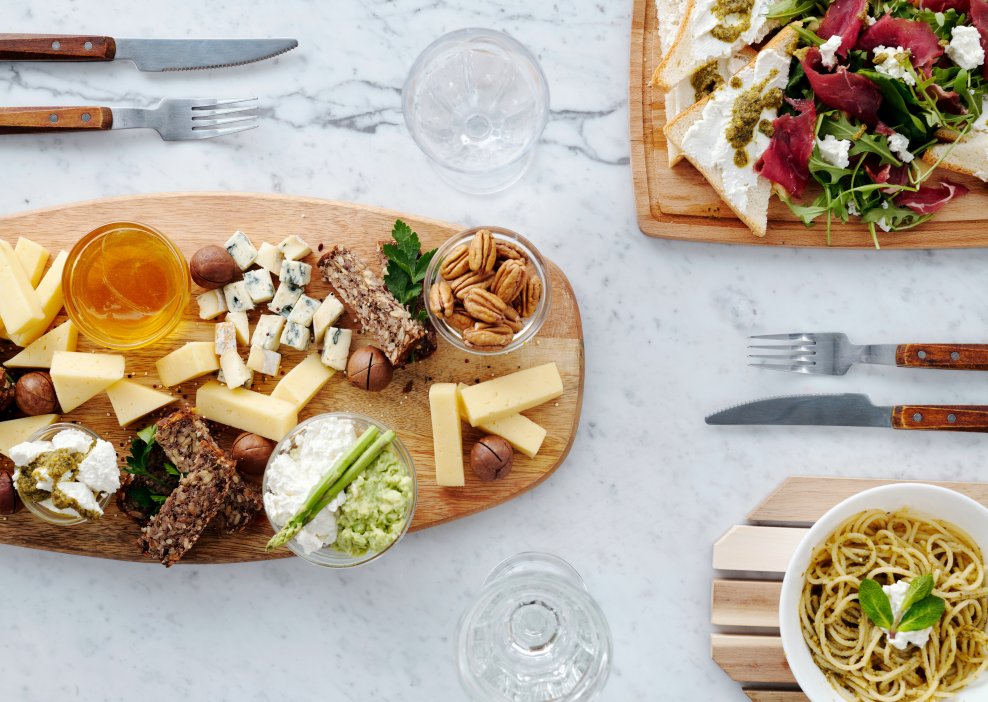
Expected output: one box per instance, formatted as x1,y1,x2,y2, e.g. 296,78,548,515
468,229,497,273
490,259,527,304
495,241,527,263
428,280,455,318
447,309,475,332
450,270,493,299
440,244,471,280
463,289,520,325
515,274,543,318
463,323,514,348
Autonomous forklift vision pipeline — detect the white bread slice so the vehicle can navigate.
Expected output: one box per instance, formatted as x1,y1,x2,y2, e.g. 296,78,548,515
657,0,690,56
923,134,988,183
665,26,799,237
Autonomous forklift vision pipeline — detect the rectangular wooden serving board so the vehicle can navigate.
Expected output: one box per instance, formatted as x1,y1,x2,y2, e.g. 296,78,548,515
0,192,585,564
710,476,988,700
630,0,988,248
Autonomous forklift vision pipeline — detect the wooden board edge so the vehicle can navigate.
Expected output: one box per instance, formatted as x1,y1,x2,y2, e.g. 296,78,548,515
711,633,795,684
744,690,809,702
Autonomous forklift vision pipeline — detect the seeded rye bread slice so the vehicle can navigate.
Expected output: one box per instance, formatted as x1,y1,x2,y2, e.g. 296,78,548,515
318,245,436,367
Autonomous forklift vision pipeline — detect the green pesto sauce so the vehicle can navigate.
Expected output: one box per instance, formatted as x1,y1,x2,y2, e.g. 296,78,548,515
758,119,775,138
334,450,413,557
15,449,78,502
725,71,783,167
711,0,756,43
690,60,725,102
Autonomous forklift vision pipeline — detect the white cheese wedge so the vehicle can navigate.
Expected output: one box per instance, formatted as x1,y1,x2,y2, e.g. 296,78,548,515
277,234,312,261
271,354,334,411
456,384,547,458
320,327,352,371
214,321,238,355
0,414,59,458
252,315,286,350
196,289,228,320
243,269,275,304
269,282,303,316
0,240,44,336
49,351,126,413
219,349,253,390
312,294,345,346
459,363,564,426
14,238,50,287
246,345,282,376
429,383,464,487
156,341,221,387
226,311,250,346
287,294,320,327
280,260,312,288
5,320,77,369
224,230,258,270
254,242,284,277
196,381,298,441
7,250,68,347
223,280,255,314
105,379,176,427
280,320,310,351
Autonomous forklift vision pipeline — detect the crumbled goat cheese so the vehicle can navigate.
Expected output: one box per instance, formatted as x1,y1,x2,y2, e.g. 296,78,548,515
947,25,985,71
878,200,893,232
9,441,53,468
817,134,851,168
873,46,915,86
888,132,914,163
881,580,934,650
820,35,842,69
76,439,121,494
51,428,93,455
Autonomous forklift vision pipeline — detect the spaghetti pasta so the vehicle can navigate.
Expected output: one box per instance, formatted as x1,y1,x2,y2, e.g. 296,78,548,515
800,509,988,702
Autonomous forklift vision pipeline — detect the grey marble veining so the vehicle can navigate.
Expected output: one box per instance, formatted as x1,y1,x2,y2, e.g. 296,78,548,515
3,1,988,700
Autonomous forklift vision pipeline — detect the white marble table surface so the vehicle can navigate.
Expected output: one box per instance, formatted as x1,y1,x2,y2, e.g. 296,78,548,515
4,1,988,700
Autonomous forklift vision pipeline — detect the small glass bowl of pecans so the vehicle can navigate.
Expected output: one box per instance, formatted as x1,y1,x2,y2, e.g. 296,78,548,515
423,226,550,355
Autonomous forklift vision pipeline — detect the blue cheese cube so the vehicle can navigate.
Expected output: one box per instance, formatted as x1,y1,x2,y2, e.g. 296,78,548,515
226,311,250,346
224,231,258,270
252,314,286,350
277,235,312,261
244,269,275,304
246,345,282,376
312,294,345,345
223,281,256,313
281,260,312,288
280,321,310,352
196,289,227,320
269,282,303,316
214,321,238,355
320,327,352,371
287,295,320,327
254,242,284,277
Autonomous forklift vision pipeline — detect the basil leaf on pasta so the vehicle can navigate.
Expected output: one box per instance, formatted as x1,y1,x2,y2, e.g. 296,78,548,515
898,575,935,617
898,595,946,633
859,579,894,630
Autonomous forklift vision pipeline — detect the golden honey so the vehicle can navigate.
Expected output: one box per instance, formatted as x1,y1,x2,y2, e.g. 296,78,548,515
63,222,190,350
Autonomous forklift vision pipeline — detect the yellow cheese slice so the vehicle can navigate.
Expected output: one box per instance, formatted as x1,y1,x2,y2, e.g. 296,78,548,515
50,351,126,413
0,240,44,336
8,250,68,347
0,414,59,458
456,384,546,458
195,381,298,441
430,383,464,487
156,341,220,387
459,363,564,426
271,354,335,412
5,320,78,369
105,379,177,427
14,237,50,287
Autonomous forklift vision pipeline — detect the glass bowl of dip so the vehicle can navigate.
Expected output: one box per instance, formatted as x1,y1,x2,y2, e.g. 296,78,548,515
263,412,417,568
423,226,551,356
63,221,190,351
15,423,114,526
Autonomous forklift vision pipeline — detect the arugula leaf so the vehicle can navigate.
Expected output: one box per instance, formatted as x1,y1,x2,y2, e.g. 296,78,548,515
808,153,854,185
859,579,895,629
897,595,946,632
382,219,438,322
857,69,929,141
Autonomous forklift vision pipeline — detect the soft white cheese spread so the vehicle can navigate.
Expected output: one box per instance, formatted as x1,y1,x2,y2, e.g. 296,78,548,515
888,132,914,163
681,48,791,212
819,35,842,69
689,0,773,62
263,417,356,555
873,46,916,86
817,134,851,168
76,439,121,494
658,0,690,55
51,428,93,455
947,25,985,71
881,579,934,650
9,441,53,468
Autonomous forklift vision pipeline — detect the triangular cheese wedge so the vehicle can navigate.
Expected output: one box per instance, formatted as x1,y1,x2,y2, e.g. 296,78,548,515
49,351,125,413
5,320,78,369
0,414,59,458
105,379,177,427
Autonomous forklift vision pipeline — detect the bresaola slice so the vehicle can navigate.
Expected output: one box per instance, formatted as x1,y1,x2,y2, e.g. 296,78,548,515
857,15,944,70
818,0,868,58
919,0,969,10
755,99,817,197
802,47,883,125
897,180,970,213
926,84,966,115
973,0,988,78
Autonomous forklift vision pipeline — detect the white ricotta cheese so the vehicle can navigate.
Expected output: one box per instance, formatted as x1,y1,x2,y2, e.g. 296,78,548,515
817,134,851,168
689,0,773,62
76,439,120,494
888,132,914,163
263,417,357,555
947,25,985,71
873,46,915,86
8,440,53,467
51,429,93,455
819,35,842,69
55,480,104,517
881,579,934,650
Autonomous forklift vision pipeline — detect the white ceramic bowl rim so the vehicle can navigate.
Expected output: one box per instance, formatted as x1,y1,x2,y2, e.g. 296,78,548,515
779,483,988,702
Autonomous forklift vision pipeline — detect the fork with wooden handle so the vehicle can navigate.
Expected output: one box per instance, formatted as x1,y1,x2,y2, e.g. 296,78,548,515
0,98,258,140
748,332,988,374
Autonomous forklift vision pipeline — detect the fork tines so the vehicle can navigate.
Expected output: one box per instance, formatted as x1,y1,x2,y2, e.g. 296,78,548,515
748,332,818,373
189,97,259,138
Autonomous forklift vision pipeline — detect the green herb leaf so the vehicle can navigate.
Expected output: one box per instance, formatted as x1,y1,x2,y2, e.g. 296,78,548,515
164,461,180,477
859,579,895,629
897,594,946,632
898,574,935,616
382,219,438,318
137,424,157,445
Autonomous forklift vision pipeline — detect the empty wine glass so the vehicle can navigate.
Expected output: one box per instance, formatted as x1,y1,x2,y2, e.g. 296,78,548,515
403,28,550,194
457,553,612,702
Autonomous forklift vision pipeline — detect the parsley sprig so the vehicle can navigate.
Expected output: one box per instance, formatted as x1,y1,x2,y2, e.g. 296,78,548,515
382,219,437,322
123,425,179,516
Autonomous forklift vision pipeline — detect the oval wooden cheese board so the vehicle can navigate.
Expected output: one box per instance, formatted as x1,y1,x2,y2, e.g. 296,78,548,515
0,192,584,564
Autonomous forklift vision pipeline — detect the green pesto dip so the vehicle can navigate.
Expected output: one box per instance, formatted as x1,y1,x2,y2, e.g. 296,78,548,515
15,449,77,502
690,60,725,102
711,0,756,43
334,450,413,557
725,72,783,168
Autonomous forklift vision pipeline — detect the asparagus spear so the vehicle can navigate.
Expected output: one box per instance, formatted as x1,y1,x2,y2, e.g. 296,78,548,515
266,426,380,551
312,430,396,514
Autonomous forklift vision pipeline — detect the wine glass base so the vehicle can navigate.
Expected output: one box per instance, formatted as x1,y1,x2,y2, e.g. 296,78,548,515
430,148,537,195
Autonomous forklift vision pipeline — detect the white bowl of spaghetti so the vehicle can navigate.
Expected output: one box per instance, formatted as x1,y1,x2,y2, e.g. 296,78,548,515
779,483,988,702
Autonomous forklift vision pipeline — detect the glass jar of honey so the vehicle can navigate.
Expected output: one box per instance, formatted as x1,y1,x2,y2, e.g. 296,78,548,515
63,222,190,350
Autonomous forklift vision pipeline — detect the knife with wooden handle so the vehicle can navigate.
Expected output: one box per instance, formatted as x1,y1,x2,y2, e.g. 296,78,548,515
0,107,113,134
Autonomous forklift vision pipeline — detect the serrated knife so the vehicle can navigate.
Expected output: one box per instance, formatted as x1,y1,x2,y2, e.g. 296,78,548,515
705,394,988,432
0,35,298,71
